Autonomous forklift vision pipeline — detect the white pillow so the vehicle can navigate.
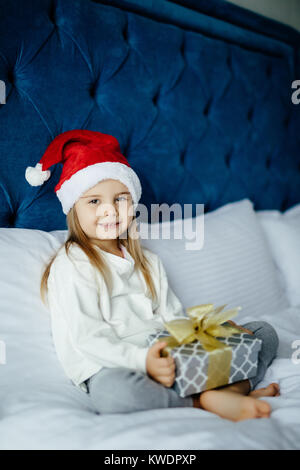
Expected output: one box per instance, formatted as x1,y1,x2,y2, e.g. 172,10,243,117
139,199,289,322
0,228,71,385
257,203,300,307
285,202,300,217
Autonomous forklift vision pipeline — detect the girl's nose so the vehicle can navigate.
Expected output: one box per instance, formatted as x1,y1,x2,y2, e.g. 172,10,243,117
96,202,117,217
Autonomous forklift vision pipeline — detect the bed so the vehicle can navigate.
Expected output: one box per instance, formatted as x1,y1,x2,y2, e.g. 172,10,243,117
0,0,300,450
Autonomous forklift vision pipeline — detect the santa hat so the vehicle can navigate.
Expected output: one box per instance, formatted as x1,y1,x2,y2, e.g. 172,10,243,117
25,129,142,215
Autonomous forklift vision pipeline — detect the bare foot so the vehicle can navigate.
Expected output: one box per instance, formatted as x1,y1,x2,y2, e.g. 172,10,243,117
198,389,272,422
249,382,280,398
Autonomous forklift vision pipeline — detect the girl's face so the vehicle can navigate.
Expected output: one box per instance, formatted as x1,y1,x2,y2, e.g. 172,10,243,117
74,179,134,241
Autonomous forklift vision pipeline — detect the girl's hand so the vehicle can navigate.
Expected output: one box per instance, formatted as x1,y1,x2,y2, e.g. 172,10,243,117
146,341,176,387
227,320,254,335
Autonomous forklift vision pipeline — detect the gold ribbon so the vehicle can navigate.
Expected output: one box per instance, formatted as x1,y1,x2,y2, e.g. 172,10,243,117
156,304,243,390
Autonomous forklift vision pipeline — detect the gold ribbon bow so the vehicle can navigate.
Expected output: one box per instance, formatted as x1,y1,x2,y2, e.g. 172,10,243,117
157,304,243,390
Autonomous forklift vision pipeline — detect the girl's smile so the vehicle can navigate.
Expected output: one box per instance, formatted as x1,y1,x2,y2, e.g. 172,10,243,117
98,221,120,231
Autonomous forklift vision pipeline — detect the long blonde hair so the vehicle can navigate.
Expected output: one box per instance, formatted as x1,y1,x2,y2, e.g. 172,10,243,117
40,206,157,307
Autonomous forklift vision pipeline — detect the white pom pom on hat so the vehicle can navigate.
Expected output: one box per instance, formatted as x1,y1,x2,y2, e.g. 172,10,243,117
25,163,51,186
24,130,142,215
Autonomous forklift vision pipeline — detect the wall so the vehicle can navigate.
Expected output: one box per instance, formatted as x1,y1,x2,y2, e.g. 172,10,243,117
227,0,300,31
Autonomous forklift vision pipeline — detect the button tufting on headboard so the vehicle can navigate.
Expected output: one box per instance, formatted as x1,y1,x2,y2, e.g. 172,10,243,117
48,0,57,25
6,68,14,85
89,80,99,99
265,156,271,169
225,151,232,169
283,114,290,128
152,90,160,106
226,54,232,69
122,21,129,43
247,107,254,122
203,98,212,116
266,63,272,77
180,149,186,165
180,39,185,57
281,197,289,212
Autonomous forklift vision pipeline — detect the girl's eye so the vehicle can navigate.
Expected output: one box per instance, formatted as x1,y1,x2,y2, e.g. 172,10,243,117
88,196,127,204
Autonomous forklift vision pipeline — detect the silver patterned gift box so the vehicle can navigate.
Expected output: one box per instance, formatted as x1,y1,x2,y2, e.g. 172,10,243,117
147,327,262,398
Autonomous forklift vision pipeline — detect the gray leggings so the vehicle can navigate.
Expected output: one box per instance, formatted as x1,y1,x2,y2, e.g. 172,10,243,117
85,321,279,414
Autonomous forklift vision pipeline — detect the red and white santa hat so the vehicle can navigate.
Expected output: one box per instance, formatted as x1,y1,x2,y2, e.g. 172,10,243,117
25,129,142,215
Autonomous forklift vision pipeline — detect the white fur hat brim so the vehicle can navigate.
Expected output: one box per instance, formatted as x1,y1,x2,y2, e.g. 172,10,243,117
56,161,142,215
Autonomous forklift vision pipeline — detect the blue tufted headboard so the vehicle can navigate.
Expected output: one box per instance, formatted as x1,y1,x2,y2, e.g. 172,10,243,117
0,0,299,231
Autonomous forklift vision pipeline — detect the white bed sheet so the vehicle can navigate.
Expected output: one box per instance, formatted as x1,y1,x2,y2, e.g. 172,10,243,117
1,300,300,450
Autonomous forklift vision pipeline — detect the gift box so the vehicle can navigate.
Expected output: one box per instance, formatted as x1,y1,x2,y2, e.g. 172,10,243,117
147,304,262,398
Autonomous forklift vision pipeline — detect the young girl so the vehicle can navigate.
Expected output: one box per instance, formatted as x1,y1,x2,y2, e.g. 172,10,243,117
26,129,280,422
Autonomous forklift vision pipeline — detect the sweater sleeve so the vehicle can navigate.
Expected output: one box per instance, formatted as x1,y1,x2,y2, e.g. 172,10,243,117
48,256,149,374
152,256,186,324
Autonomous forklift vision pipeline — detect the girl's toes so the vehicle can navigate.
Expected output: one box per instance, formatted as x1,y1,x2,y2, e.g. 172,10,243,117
262,383,278,396
250,382,280,398
270,383,280,396
257,400,271,418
